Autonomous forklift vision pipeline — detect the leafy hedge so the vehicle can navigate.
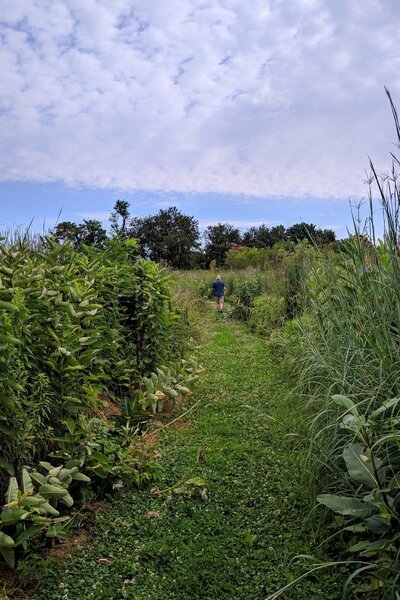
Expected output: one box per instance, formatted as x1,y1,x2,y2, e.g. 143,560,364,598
0,235,202,567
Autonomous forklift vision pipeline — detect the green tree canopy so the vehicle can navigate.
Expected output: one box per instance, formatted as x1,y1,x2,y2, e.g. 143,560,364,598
53,219,107,248
242,224,286,248
110,199,131,235
130,207,199,269
286,222,336,245
204,223,242,267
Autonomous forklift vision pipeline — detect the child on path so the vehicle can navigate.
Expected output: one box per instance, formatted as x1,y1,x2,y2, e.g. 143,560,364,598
212,274,225,311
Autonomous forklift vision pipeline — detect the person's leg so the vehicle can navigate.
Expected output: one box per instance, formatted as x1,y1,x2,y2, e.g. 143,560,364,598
215,296,220,310
219,296,224,311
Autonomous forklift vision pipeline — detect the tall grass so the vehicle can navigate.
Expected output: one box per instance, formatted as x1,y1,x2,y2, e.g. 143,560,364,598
292,91,400,597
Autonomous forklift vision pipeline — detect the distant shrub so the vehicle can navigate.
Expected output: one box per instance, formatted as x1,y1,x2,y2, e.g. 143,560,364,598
249,295,285,336
228,272,269,320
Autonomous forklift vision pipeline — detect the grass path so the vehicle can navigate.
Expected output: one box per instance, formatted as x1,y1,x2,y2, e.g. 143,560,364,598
26,309,342,600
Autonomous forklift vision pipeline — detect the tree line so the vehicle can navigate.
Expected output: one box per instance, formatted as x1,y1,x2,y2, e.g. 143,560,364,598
53,200,337,269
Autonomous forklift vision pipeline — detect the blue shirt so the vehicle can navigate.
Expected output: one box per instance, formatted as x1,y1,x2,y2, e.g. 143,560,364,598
212,279,225,297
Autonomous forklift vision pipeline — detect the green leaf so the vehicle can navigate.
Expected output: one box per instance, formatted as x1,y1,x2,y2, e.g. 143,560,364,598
0,334,21,345
343,524,366,533
0,459,14,476
38,502,59,517
0,423,16,436
341,414,362,433
332,394,359,416
21,495,46,508
60,419,76,435
22,468,33,493
162,386,178,399
0,546,15,568
186,477,208,487
317,494,375,517
15,524,44,547
369,397,400,422
0,532,15,548
71,472,91,483
350,538,392,557
175,385,191,395
343,444,378,488
46,525,69,540
6,379,24,393
39,484,68,499
0,532,15,567
365,515,390,534
0,301,19,313
39,461,54,471
389,474,400,490
5,477,19,504
1,508,28,526
29,471,47,486
59,492,74,508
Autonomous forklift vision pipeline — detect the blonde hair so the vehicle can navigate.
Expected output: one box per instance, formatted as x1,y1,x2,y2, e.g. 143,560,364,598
216,274,221,280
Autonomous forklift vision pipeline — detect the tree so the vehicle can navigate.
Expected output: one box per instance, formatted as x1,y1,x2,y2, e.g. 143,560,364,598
80,219,107,246
130,207,199,269
110,200,130,235
204,223,242,267
315,227,336,245
285,222,336,245
53,219,106,248
285,222,318,243
53,221,82,247
242,224,286,248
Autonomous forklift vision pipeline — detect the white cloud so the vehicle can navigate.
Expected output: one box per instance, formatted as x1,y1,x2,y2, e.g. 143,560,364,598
1,0,400,199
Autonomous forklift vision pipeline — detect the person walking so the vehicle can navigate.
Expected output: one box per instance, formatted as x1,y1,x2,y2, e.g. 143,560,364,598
212,274,225,311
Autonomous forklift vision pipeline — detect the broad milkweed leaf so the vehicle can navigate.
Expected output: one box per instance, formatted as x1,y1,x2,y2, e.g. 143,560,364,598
365,514,390,534
343,444,379,489
5,477,19,504
332,395,359,416
1,508,28,526
38,484,68,498
0,547,15,568
22,468,32,493
317,494,375,517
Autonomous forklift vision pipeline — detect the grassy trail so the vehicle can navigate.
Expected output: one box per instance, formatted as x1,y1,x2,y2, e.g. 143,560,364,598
26,308,341,600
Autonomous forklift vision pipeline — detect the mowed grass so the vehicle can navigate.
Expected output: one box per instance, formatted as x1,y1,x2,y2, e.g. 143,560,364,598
22,307,342,600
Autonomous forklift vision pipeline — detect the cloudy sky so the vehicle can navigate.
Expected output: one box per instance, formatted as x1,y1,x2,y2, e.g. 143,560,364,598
1,0,400,236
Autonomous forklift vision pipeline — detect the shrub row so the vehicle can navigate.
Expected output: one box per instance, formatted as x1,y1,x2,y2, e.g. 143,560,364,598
0,236,201,567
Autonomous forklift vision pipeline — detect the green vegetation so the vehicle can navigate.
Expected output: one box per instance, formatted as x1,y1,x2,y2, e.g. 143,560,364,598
53,199,338,270
0,235,202,570
2,91,400,600
17,311,342,600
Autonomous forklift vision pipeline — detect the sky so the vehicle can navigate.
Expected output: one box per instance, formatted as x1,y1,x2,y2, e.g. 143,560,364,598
1,0,400,238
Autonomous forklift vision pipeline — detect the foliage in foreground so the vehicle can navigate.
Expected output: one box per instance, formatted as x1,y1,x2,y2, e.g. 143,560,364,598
18,316,343,600
0,235,201,568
